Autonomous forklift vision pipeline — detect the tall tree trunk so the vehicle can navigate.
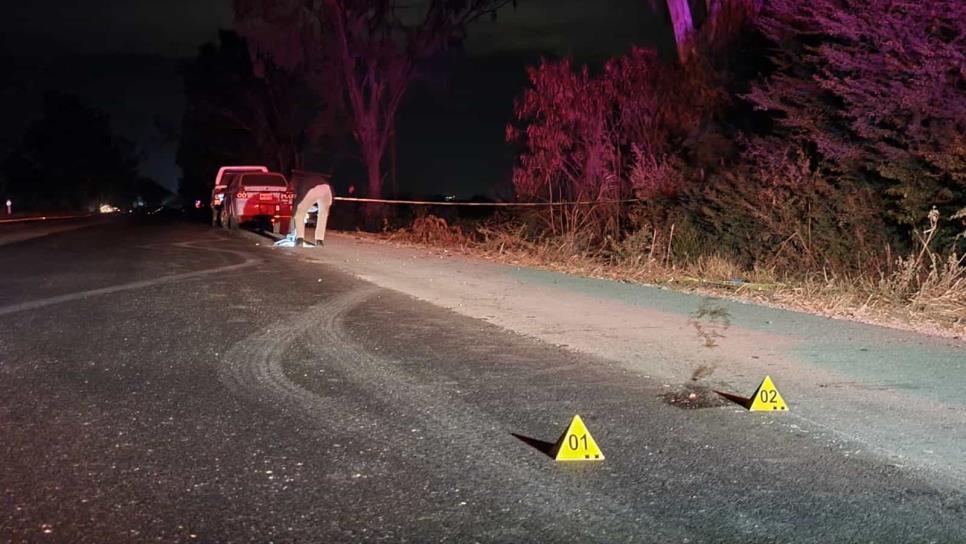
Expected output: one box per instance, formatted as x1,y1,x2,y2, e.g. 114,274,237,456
389,125,398,198
358,113,387,227
365,151,383,227
666,0,695,63
703,0,763,47
705,0,720,41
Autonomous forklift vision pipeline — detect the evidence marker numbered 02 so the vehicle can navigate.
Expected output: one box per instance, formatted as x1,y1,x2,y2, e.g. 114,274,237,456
748,375,788,412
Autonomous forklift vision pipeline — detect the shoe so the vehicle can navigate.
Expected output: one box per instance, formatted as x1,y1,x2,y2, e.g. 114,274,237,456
296,238,314,248
315,239,325,247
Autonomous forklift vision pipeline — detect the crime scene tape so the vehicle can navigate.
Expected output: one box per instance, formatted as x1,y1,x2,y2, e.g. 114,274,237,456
332,196,642,207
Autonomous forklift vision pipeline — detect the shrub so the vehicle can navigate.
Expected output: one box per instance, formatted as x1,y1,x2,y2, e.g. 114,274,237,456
879,207,966,325
746,0,966,242
685,140,889,273
507,48,678,241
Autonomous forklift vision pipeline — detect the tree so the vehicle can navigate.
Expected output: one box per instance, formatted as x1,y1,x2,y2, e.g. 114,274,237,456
235,0,514,221
177,30,334,202
662,0,763,63
508,48,679,239
746,0,966,240
665,0,695,63
1,92,140,210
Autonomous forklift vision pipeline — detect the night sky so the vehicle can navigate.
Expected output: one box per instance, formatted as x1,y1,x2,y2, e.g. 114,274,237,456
2,1,677,196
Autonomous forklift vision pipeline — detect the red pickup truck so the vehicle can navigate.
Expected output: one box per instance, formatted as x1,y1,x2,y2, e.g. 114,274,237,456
210,165,268,226
219,172,295,234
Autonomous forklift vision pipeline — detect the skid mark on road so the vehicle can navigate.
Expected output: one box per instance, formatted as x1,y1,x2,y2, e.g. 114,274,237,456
218,301,378,429
219,285,687,541
0,241,258,317
308,288,697,538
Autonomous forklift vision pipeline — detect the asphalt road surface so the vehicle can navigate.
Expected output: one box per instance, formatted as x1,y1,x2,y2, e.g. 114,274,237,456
2,217,965,543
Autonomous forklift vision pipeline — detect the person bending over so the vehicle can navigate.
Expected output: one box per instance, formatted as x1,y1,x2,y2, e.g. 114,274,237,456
290,170,334,248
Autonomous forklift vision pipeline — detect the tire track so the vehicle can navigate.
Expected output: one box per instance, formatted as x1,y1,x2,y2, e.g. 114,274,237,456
238,285,685,542
217,303,376,431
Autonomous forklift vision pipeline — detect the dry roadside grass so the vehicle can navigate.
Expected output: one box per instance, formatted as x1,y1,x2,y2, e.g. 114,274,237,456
354,214,966,340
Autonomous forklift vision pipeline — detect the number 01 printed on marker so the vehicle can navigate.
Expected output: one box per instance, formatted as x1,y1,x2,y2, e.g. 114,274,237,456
554,415,604,462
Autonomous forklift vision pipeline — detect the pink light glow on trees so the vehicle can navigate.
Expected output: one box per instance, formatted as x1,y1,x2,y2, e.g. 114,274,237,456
747,0,966,233
665,0,695,63
508,47,698,238
508,33,739,240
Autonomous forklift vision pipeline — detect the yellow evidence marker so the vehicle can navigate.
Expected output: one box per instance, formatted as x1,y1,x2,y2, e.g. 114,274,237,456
748,375,788,412
552,414,604,462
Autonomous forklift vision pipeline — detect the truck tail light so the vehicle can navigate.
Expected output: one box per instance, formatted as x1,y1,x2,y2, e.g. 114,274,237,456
236,191,248,199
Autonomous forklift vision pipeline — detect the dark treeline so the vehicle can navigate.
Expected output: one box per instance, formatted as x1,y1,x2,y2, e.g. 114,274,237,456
178,0,515,226
177,30,348,206
0,92,167,212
